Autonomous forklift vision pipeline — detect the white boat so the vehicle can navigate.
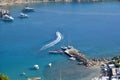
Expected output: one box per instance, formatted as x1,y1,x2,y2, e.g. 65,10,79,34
22,6,34,12
2,14,14,21
69,57,76,61
33,64,39,70
49,50,63,54
48,63,52,67
19,13,29,18
61,46,68,50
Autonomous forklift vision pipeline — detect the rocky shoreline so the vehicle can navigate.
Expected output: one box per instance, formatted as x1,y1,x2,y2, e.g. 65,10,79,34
61,46,111,67
0,0,120,6
61,46,120,68
61,46,120,79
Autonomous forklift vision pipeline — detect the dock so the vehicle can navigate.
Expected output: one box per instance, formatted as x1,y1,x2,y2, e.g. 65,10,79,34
61,46,110,67
0,9,10,18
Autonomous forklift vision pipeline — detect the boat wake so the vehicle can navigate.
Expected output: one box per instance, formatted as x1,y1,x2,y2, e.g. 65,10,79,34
40,31,63,50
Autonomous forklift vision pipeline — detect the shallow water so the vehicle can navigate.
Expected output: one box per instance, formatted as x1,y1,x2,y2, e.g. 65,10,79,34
0,2,120,80
43,60,100,80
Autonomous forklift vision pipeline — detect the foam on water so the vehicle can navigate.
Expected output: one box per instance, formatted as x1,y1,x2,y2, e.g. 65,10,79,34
40,31,63,50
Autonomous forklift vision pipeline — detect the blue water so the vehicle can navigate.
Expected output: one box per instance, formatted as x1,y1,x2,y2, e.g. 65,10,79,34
1,2,120,80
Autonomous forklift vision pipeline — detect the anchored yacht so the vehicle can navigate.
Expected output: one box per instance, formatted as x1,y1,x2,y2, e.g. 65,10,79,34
19,13,29,18
22,6,34,12
2,14,14,21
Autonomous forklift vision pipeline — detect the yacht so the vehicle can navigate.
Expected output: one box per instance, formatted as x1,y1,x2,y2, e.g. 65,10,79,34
2,14,14,21
19,13,29,18
22,6,34,12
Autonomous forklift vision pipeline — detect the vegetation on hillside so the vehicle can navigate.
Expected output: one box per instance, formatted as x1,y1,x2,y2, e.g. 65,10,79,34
0,74,9,80
110,56,120,68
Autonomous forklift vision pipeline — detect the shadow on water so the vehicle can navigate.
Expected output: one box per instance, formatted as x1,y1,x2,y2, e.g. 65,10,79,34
43,60,100,80
29,67,37,71
0,20,14,23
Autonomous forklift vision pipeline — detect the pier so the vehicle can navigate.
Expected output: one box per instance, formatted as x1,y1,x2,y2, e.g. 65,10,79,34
61,46,110,67
0,9,9,18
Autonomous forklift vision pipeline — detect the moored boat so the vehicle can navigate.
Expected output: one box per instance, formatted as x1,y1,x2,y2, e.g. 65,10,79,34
48,63,52,67
33,64,39,70
19,13,29,18
2,14,14,21
49,50,63,54
22,6,34,12
69,57,76,61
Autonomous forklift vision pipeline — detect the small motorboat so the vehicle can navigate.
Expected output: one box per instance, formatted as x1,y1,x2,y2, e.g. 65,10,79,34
19,13,29,18
69,57,76,61
48,63,52,67
33,64,39,70
61,46,68,50
22,6,34,12
2,14,14,21
49,50,63,54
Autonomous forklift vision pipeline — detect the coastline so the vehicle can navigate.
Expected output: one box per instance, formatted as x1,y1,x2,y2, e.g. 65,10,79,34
61,46,111,67
1,1,118,80
0,0,120,6
61,46,120,80
83,66,101,80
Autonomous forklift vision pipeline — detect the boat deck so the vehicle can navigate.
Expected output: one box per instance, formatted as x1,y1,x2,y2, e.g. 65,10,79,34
0,9,9,18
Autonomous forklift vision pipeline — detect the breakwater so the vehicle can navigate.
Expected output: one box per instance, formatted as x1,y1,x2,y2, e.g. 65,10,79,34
61,46,111,67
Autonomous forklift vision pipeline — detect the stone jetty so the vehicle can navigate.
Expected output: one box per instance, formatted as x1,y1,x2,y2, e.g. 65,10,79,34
61,46,110,67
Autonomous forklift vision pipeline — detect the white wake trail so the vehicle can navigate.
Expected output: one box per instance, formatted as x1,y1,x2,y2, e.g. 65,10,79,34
40,31,63,50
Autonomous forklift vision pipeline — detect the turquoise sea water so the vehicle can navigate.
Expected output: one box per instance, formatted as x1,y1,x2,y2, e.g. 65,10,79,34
1,2,120,80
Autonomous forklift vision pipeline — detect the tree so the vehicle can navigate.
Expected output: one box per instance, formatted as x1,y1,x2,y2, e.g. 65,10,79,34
0,74,9,80
111,56,120,67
